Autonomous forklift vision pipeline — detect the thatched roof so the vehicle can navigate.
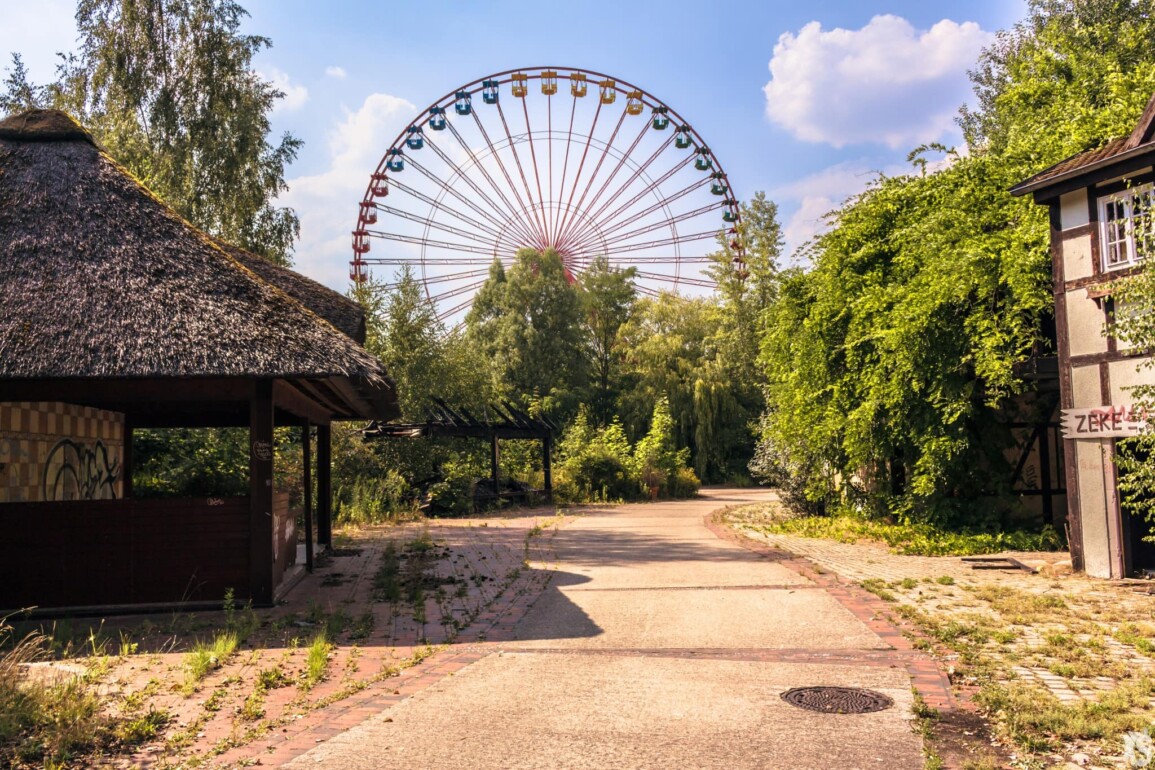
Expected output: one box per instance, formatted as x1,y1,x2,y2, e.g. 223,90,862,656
218,243,367,344
0,109,397,420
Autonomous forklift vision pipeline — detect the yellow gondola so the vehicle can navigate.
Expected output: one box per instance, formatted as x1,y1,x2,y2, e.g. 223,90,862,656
626,90,643,115
599,79,616,105
570,72,588,97
541,70,558,95
511,72,528,98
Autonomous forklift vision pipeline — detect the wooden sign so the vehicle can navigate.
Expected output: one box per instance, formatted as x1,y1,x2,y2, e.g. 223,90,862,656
1060,405,1149,439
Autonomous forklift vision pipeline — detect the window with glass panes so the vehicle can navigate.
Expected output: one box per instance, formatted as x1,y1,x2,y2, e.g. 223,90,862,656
1099,183,1155,270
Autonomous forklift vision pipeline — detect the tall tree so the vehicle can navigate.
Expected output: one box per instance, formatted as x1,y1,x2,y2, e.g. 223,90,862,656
579,256,637,427
49,0,302,264
465,248,589,418
0,54,46,113
754,0,1155,523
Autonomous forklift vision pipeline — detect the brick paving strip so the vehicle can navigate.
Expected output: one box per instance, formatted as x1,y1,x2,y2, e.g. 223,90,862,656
198,518,561,769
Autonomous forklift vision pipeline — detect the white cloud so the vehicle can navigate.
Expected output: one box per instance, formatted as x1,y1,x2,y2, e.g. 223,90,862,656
764,15,992,148
263,68,309,113
280,92,416,289
325,66,347,79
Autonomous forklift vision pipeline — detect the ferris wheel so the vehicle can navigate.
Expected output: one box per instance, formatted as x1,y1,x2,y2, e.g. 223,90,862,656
351,66,745,325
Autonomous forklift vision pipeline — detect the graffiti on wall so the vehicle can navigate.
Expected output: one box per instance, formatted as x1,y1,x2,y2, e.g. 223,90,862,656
41,439,121,501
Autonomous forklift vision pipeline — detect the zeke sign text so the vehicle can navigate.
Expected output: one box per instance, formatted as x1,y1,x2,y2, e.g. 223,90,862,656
1060,405,1148,439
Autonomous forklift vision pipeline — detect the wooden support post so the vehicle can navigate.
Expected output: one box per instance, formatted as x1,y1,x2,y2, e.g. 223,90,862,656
542,433,553,500
249,380,275,606
303,423,314,573
490,432,500,502
317,423,333,548
121,415,134,500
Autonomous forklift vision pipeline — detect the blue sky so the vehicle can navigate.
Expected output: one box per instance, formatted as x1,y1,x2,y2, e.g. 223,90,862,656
2,0,1028,290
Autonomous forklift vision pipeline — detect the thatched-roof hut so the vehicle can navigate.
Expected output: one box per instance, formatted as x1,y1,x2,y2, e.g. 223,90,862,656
0,109,398,611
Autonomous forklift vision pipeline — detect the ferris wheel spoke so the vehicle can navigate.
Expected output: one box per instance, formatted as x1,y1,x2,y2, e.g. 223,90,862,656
369,204,498,247
634,270,715,288
562,154,699,252
495,101,550,245
575,201,726,253
553,98,604,250
362,256,502,266
436,296,478,324
520,94,550,245
601,230,722,254
557,117,654,248
428,279,490,305
443,119,542,248
379,268,491,289
405,154,539,251
387,178,505,241
579,132,677,236
569,176,714,252
467,110,546,249
421,133,542,248
552,92,579,245
370,231,496,256
554,106,629,250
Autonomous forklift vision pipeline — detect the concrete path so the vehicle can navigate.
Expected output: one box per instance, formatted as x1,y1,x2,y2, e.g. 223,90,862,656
286,488,926,769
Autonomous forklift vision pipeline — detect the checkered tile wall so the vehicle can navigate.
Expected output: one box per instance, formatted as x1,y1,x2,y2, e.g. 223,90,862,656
0,402,125,503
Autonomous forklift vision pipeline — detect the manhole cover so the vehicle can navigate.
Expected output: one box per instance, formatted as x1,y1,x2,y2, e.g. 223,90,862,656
781,686,894,714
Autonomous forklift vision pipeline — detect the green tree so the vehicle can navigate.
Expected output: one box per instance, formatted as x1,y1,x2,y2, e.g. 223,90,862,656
465,248,589,418
47,0,302,264
579,256,637,427
0,54,46,113
754,0,1155,524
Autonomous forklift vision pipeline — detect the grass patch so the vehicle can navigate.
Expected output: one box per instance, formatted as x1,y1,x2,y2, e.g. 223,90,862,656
860,579,895,602
974,678,1155,752
182,632,238,694
301,633,332,691
0,622,161,768
760,515,1062,556
968,585,1065,623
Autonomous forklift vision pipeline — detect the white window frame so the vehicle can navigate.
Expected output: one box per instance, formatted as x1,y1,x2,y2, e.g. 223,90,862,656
1098,183,1155,271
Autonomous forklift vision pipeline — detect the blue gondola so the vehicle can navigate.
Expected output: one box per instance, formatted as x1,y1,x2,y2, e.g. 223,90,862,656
406,126,425,150
386,148,404,173
455,91,472,116
651,106,669,130
482,79,500,105
429,107,447,131
695,147,713,171
674,125,692,149
710,171,727,196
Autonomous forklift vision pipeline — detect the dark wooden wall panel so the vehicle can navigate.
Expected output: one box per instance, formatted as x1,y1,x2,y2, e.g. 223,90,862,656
0,498,251,610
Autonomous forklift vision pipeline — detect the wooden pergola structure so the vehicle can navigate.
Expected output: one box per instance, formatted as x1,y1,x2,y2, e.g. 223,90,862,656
363,399,557,503
0,110,399,612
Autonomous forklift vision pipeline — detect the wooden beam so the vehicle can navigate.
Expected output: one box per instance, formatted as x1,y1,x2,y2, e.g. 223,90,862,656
317,423,333,547
543,433,553,499
490,433,500,502
249,380,275,606
122,415,134,500
303,424,314,573
0,377,252,406
274,380,337,426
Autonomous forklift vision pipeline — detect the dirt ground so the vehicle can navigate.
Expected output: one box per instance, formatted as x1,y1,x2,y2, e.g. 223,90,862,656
15,507,563,769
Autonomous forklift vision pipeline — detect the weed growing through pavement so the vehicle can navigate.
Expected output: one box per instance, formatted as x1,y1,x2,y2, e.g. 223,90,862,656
182,632,238,694
301,633,332,691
